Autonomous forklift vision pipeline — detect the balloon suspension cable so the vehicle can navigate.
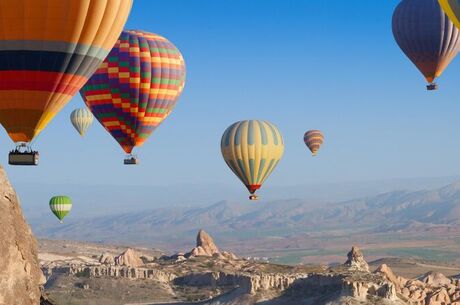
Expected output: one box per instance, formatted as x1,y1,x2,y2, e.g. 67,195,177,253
12,142,36,153
426,83,438,91
124,153,139,165
9,142,40,166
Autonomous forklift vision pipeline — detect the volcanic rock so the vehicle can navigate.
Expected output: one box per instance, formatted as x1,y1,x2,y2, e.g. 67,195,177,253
192,229,220,256
114,249,143,267
421,271,453,287
0,166,43,305
99,252,115,265
186,229,238,260
375,264,408,290
344,246,369,272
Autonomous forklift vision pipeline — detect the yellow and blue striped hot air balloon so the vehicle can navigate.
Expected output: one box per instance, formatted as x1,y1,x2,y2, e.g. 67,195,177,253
70,108,93,137
439,0,460,29
221,120,284,201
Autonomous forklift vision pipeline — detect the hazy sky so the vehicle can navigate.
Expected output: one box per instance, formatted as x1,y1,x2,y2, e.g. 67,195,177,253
5,0,460,197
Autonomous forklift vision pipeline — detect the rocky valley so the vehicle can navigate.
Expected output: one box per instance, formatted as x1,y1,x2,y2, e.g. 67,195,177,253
40,230,460,305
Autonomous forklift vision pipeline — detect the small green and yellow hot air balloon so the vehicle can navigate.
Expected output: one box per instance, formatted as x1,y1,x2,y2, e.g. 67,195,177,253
221,120,284,201
304,130,324,156
49,196,72,223
70,108,93,136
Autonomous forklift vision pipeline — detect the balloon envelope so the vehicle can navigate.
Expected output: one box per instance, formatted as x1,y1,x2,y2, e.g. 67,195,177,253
80,30,186,154
221,120,284,197
439,0,460,30
304,130,324,156
49,196,72,222
0,0,132,143
70,108,93,136
392,0,460,84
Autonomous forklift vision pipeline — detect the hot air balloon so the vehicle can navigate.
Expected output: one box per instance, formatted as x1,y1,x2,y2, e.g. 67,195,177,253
392,0,460,90
70,108,93,137
49,196,72,223
80,30,186,165
0,0,132,165
221,120,284,201
304,130,324,156
439,0,460,29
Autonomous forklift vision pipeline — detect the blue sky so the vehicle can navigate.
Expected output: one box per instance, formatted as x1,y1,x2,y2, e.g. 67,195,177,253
5,0,460,200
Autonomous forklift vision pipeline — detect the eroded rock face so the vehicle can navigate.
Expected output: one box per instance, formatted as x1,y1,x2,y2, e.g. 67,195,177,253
375,264,460,305
344,246,369,272
375,264,408,290
422,272,453,287
187,229,238,259
0,166,42,305
191,229,220,256
99,252,115,265
114,248,143,267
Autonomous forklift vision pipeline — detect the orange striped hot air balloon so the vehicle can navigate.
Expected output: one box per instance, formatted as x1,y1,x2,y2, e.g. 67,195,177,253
304,130,324,156
0,0,132,165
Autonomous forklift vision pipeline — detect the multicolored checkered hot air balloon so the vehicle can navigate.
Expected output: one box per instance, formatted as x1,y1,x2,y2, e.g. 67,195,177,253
221,120,284,201
80,30,186,165
0,0,132,165
439,0,460,30
304,130,324,156
392,0,460,90
49,195,72,223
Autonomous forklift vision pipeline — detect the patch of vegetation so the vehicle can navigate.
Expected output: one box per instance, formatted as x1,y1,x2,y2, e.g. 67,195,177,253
366,247,459,262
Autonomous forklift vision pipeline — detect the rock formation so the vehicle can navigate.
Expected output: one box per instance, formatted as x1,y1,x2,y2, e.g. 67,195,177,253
375,264,460,305
0,166,43,305
344,246,369,272
99,252,115,265
190,229,220,256
186,229,238,259
375,263,408,290
114,248,143,267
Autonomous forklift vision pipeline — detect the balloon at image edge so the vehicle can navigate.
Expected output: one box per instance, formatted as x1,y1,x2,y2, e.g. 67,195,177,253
80,30,186,164
49,195,72,223
392,0,460,90
221,120,285,201
304,130,324,156
439,0,460,30
70,108,94,137
0,0,133,148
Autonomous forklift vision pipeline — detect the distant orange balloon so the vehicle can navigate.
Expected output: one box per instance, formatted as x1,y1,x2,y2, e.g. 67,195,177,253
304,130,324,156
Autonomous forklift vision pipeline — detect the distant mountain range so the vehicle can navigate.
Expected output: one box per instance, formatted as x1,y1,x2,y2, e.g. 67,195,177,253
32,181,460,250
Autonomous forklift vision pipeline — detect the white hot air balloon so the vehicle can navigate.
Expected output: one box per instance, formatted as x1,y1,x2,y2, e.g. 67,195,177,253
70,108,94,137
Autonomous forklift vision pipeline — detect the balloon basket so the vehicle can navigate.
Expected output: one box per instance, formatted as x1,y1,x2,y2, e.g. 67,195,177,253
124,155,139,165
427,83,438,91
8,143,39,166
249,195,259,201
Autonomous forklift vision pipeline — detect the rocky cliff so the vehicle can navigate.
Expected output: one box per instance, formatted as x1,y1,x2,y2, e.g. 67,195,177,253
0,166,43,305
376,264,460,305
